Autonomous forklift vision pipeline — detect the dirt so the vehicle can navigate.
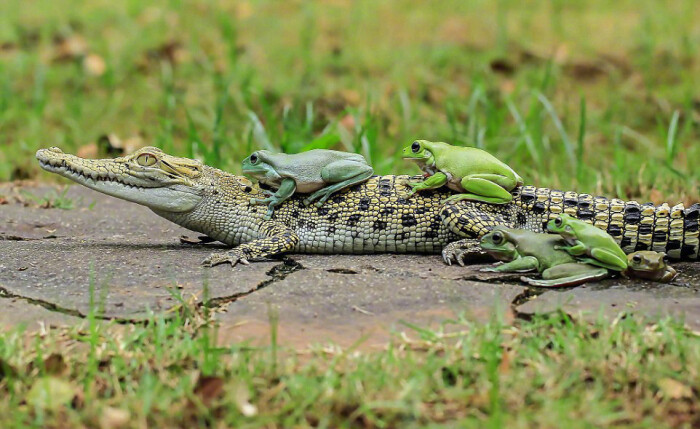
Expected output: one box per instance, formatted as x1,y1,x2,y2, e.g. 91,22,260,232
2,184,699,346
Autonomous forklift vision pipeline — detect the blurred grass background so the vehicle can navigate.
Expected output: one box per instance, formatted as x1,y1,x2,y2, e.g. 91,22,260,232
0,0,698,202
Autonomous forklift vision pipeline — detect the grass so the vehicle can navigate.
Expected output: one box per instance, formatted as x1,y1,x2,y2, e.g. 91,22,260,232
0,308,698,427
19,185,78,209
0,0,698,203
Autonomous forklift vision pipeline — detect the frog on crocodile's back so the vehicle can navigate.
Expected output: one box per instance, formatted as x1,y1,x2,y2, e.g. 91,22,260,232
402,140,523,204
242,149,373,219
480,226,609,287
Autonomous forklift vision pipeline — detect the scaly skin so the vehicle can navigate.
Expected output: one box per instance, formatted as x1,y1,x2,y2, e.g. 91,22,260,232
36,147,700,267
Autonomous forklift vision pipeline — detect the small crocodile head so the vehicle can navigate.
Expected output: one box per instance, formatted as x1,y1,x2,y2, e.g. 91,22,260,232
36,146,206,212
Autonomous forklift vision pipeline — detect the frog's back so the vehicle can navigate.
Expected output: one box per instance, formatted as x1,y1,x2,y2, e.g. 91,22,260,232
271,150,366,179
573,220,628,258
508,229,575,270
429,144,520,180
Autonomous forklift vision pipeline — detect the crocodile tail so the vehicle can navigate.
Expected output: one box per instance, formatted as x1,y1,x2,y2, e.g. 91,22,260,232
513,186,700,260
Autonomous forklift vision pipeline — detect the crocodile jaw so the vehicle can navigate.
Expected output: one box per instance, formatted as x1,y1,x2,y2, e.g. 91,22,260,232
36,148,203,212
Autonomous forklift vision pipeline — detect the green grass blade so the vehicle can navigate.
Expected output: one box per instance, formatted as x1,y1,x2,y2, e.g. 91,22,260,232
536,91,576,169
506,98,541,164
576,97,587,185
666,110,680,165
247,111,276,151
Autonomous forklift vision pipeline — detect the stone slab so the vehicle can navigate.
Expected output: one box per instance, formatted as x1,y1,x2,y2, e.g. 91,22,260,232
517,270,700,329
0,297,84,331
2,184,700,346
217,254,527,347
1,184,277,319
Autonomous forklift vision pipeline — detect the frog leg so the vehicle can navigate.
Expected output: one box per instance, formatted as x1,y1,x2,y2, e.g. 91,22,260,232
659,266,678,282
406,172,448,197
579,248,628,272
249,178,296,220
442,174,516,205
554,241,588,257
522,263,608,287
481,255,539,272
304,160,374,207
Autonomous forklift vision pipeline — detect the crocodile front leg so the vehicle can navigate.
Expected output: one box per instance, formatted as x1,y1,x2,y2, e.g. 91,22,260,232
202,221,300,268
440,201,515,266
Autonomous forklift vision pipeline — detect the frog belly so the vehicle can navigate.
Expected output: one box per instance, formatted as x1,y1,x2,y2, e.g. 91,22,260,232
295,181,325,193
445,173,464,192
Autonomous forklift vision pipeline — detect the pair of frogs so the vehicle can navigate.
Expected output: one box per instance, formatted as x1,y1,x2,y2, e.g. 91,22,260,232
480,215,677,287
242,139,522,218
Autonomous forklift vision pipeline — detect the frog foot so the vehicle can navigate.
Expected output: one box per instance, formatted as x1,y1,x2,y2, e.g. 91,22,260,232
303,188,338,207
301,198,328,208
479,262,504,272
249,196,273,206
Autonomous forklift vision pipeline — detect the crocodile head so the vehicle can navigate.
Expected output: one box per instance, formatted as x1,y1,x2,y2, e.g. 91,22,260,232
36,146,206,212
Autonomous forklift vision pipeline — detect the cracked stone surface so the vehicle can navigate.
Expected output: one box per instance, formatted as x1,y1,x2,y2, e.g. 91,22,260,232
0,184,277,320
517,274,700,329
2,184,700,344
216,254,524,347
0,298,84,330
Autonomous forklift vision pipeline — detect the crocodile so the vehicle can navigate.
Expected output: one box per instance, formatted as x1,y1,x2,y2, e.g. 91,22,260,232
36,146,700,267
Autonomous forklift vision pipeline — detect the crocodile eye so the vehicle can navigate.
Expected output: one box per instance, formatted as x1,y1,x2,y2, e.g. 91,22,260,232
492,232,503,244
250,153,259,164
554,217,563,227
632,255,642,264
411,141,421,153
136,153,157,167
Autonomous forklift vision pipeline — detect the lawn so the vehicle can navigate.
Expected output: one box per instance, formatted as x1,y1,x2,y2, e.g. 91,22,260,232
1,307,699,428
1,0,700,426
0,0,698,202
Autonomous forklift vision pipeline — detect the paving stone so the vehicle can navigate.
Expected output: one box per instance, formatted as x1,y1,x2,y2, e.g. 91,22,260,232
1,184,278,319
2,184,700,346
0,298,84,330
517,273,700,330
217,256,526,347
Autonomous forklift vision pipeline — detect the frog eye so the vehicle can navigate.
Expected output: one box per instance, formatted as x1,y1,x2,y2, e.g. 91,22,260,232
632,254,642,264
554,216,563,227
411,141,421,153
136,153,158,167
491,231,504,244
250,153,259,164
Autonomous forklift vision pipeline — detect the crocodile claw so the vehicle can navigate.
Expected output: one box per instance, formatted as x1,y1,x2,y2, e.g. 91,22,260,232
442,240,487,266
202,249,250,268
442,248,453,265
442,244,470,266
